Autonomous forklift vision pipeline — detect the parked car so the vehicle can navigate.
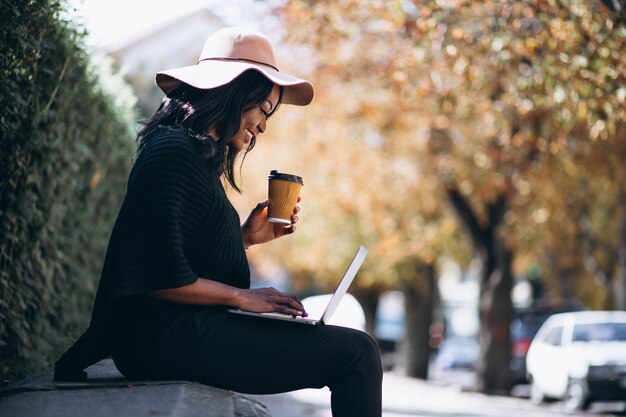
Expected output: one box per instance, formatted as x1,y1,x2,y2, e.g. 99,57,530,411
510,304,582,385
432,336,479,372
526,311,626,412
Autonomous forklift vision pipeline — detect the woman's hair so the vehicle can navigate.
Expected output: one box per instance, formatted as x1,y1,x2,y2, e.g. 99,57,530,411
137,70,280,192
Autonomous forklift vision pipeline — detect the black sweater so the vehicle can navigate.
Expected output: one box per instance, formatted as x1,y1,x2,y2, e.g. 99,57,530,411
55,127,250,379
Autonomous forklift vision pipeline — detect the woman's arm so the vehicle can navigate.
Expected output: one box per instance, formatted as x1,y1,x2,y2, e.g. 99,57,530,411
150,278,307,316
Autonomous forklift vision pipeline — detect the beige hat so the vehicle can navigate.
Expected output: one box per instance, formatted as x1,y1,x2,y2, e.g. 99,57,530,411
156,27,314,106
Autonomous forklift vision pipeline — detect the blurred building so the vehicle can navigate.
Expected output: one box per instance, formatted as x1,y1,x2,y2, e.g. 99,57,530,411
104,8,226,117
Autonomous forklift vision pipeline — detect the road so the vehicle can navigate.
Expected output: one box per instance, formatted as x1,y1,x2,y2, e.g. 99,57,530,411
249,370,626,417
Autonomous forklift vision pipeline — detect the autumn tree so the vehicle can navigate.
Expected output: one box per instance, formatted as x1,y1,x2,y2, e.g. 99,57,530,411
399,0,625,391
278,0,626,393
229,19,468,378
279,0,519,391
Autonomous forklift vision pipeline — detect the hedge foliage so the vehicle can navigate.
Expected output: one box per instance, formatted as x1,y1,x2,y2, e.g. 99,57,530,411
0,0,137,380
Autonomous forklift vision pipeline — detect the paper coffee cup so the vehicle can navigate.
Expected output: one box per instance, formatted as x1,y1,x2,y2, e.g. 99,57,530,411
267,170,303,224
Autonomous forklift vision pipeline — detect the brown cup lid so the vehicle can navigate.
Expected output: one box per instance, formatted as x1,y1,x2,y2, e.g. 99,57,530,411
268,170,303,185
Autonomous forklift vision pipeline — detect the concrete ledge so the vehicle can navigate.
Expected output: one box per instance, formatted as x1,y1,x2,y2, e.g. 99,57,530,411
0,359,271,417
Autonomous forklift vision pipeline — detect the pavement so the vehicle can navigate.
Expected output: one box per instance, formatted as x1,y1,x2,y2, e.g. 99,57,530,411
3,360,625,417
0,358,271,417
249,369,626,417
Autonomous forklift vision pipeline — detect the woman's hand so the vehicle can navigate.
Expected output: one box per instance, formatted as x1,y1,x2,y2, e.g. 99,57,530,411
235,287,308,317
241,198,300,248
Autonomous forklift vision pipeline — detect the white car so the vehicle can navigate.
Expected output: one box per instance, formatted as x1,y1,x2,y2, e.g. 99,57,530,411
526,311,626,412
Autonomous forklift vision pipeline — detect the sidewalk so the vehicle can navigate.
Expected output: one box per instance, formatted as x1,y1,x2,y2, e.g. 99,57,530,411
0,358,271,417
249,369,619,417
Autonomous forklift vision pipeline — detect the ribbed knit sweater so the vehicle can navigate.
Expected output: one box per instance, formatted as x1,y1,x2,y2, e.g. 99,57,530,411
54,127,250,379
105,126,250,298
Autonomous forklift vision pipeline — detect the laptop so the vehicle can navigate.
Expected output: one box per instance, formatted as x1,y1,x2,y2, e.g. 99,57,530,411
229,245,368,325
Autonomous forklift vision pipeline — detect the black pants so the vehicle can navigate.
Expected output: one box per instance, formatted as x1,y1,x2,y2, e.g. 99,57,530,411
113,305,383,417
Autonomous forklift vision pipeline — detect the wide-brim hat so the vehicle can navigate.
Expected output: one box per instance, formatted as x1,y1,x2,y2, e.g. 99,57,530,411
155,27,314,106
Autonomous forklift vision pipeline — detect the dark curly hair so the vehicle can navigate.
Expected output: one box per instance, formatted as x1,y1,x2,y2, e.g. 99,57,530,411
136,70,281,192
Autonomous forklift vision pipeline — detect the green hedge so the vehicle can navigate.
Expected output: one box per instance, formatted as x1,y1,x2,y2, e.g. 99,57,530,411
0,0,136,380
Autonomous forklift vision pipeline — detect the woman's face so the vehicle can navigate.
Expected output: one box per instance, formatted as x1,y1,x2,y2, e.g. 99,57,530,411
229,85,281,152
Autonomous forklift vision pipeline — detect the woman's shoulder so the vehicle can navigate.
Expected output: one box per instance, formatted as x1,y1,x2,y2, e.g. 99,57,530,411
137,126,215,170
130,126,210,180
144,126,200,155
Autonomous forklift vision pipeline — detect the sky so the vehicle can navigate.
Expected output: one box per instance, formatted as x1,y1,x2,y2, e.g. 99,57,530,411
67,0,281,49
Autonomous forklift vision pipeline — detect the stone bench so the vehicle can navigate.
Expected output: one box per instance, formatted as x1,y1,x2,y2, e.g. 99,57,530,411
0,358,271,417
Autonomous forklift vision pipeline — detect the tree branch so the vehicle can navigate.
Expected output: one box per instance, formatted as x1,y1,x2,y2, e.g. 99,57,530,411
447,187,487,250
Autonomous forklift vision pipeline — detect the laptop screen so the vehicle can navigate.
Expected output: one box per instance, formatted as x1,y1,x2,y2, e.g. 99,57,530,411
320,245,368,324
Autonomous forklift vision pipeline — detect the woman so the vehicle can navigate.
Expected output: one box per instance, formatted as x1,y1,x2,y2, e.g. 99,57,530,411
54,27,382,417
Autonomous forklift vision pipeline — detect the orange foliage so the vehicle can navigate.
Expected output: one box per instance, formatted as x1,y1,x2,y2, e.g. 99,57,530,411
239,0,626,303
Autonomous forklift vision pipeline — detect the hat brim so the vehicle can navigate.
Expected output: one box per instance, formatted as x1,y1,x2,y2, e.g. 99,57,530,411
156,60,314,106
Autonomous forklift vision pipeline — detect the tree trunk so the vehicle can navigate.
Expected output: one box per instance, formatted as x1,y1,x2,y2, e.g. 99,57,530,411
578,204,617,309
616,185,626,310
353,287,381,337
556,262,578,302
447,188,514,394
399,258,437,380
477,237,514,394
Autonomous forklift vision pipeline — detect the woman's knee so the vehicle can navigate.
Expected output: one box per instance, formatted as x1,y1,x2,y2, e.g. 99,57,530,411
358,330,383,377
332,327,383,377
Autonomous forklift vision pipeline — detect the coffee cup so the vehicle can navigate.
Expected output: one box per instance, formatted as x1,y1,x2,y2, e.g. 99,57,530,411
267,170,303,224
